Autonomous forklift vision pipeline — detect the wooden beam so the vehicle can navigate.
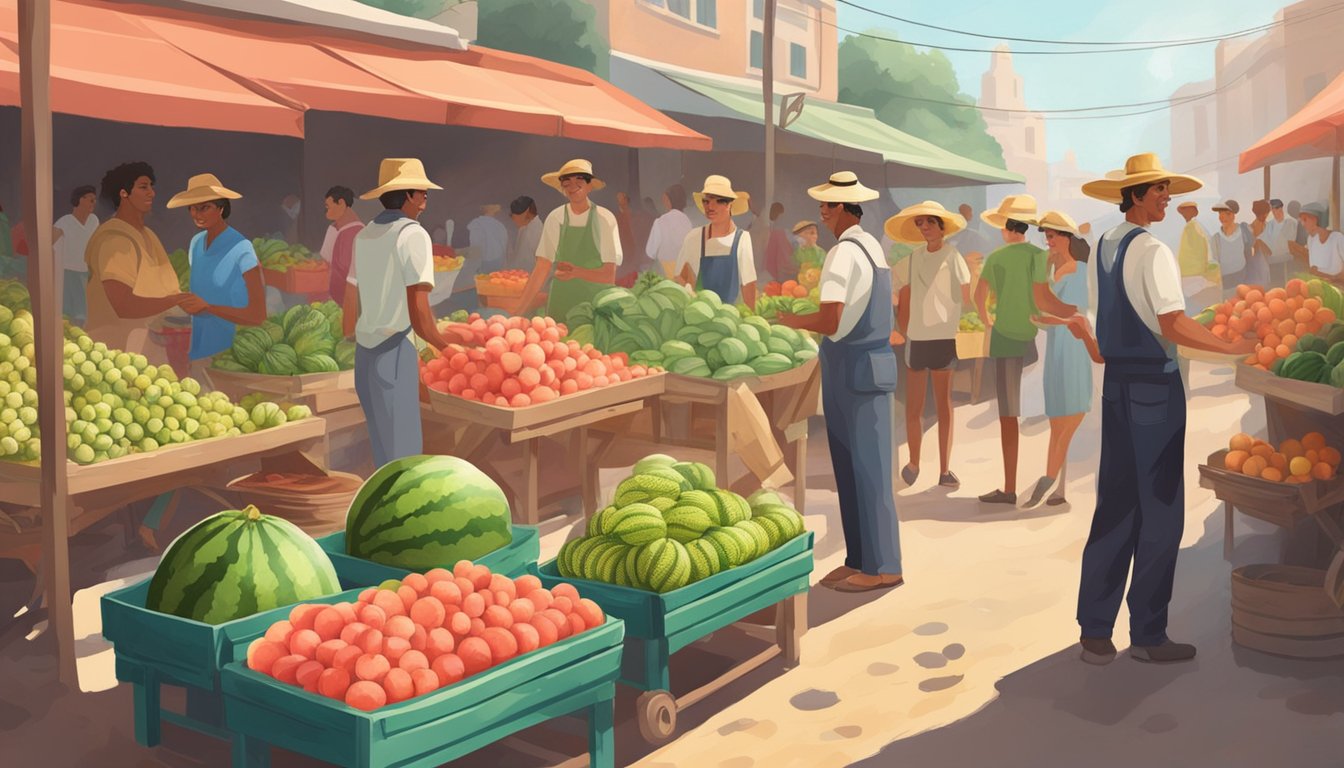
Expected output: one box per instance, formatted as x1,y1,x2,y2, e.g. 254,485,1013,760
1263,166,1271,201
1334,154,1341,235
762,0,777,224
19,0,75,685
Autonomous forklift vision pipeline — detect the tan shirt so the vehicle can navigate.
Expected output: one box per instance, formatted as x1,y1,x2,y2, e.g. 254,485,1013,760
85,218,179,356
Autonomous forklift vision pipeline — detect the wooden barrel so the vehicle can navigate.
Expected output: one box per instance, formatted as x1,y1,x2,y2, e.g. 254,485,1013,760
1230,564,1344,659
227,472,363,537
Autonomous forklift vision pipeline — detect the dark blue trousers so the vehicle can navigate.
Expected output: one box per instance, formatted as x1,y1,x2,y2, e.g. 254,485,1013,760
1077,369,1186,646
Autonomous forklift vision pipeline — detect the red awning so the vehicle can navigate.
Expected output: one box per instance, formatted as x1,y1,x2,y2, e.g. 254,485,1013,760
0,0,710,150
1241,70,1344,172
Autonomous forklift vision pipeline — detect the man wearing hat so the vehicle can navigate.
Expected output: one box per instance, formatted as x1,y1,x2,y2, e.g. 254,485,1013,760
513,159,621,320
1077,153,1257,665
675,175,757,307
974,193,1081,505
778,171,902,593
1300,202,1344,283
1210,200,1254,297
1263,198,1299,286
1175,201,1211,301
165,173,266,363
344,158,455,468
885,201,971,489
791,220,825,269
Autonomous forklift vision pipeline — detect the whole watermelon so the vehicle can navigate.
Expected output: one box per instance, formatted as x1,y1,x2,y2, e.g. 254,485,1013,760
231,326,274,369
259,343,300,375
299,353,340,374
146,505,340,624
346,455,513,570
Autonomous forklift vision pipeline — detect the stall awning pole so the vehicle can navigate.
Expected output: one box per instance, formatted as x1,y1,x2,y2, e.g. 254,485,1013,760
1333,154,1341,234
1264,166,1271,201
19,0,75,684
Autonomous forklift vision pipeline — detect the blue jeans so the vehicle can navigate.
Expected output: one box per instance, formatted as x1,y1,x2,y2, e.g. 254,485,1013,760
355,334,423,469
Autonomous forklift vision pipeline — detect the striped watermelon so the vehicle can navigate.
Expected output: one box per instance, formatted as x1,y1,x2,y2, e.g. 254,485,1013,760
633,453,679,474
685,538,723,582
345,455,512,571
146,505,339,625
636,538,692,593
734,519,772,556
747,488,787,510
614,470,685,507
587,505,617,537
702,527,745,568
671,461,716,491
708,490,752,526
582,537,625,580
664,504,714,543
606,503,668,546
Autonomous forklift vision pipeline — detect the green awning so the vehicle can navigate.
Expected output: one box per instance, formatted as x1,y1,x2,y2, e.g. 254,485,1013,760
658,69,1022,187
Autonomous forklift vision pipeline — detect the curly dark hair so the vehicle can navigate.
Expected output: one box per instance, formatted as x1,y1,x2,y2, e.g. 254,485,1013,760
69,185,97,208
100,162,155,210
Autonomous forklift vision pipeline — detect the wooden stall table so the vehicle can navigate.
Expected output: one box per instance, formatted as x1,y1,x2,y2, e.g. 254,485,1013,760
421,374,666,525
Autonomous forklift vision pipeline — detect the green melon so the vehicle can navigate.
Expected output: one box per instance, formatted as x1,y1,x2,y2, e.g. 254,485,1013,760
709,490,753,526
633,453,679,474
569,536,611,579
664,504,715,543
582,537,624,581
671,461,717,491
648,496,678,513
758,509,805,540
345,455,512,571
595,542,630,584
635,538,692,593
685,538,722,583
624,546,646,590
605,503,668,546
751,515,788,550
702,526,746,568
614,470,685,507
587,505,617,537
734,519,772,557
146,505,340,625
748,488,787,510
717,337,750,366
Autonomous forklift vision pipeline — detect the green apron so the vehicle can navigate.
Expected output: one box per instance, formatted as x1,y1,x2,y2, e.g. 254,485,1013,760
546,205,610,320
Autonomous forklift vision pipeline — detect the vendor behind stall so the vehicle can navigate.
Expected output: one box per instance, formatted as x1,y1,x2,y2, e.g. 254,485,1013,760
165,174,265,365
675,175,758,309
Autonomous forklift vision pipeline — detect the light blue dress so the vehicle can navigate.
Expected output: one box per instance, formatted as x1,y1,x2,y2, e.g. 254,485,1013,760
1044,268,1092,418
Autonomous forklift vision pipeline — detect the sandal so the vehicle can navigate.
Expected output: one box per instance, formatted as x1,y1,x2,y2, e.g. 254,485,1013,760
900,465,919,487
978,489,1017,505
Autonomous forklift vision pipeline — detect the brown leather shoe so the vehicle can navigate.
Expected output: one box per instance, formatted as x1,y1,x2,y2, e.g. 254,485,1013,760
833,573,904,592
820,566,859,587
1079,636,1117,665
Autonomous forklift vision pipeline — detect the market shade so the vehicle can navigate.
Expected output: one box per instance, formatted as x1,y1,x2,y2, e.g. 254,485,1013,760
1240,70,1344,172
0,0,304,136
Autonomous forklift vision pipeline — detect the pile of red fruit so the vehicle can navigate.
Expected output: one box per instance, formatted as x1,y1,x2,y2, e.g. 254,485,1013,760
246,563,604,712
420,314,660,407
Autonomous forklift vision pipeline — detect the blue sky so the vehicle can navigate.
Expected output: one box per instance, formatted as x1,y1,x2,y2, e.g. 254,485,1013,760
837,0,1281,173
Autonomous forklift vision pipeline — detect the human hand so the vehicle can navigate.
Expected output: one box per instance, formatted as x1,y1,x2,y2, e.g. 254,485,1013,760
179,294,209,315
889,329,906,346
554,262,575,281
1226,337,1259,356
777,311,799,329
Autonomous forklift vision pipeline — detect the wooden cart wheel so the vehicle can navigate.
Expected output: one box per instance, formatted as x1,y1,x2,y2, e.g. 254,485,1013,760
636,690,677,744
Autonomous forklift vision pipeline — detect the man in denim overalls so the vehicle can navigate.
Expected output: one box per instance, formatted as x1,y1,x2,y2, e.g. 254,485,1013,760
1076,154,1257,664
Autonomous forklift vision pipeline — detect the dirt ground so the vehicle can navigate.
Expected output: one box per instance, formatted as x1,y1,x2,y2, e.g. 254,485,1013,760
2,357,1343,768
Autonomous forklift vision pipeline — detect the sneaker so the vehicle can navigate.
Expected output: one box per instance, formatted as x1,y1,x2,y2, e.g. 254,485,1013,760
1022,475,1061,510
1131,639,1197,664
978,489,1016,504
1046,496,1068,507
1080,636,1117,665
900,465,919,487
939,471,960,489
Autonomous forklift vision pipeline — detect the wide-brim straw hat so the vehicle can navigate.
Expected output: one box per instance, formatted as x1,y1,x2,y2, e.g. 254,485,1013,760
541,158,606,193
884,200,966,244
1081,152,1202,204
693,175,750,216
1035,210,1081,237
360,158,443,200
166,173,242,209
791,220,818,235
807,171,879,203
981,193,1039,229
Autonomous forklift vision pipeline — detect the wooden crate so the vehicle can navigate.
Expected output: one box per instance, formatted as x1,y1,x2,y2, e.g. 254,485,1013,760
474,276,525,298
205,368,357,413
1235,364,1344,415
425,372,666,433
1231,565,1344,659
662,357,818,406
315,525,541,587
1197,449,1344,526
262,263,328,295
221,616,624,768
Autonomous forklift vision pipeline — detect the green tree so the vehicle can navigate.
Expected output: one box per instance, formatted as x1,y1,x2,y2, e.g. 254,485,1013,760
838,32,1005,169
476,0,609,78
354,0,451,19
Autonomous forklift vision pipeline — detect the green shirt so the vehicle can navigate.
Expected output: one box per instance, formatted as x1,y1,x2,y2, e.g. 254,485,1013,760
792,244,825,268
981,242,1048,344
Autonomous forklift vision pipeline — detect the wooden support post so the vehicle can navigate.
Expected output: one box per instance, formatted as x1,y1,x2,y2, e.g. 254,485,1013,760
1263,165,1271,201
1224,502,1235,560
716,402,731,490
20,0,75,685
522,438,540,525
1332,154,1340,234
793,433,807,516
776,592,807,666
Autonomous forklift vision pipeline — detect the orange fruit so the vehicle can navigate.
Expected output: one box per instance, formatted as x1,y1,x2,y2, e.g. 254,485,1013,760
1229,433,1254,452
1263,333,1282,349
1261,467,1284,483
1268,298,1288,317
1282,334,1299,350
1303,432,1328,450
1242,456,1267,477
1268,452,1289,471
1305,297,1322,312
1237,284,1252,299
1322,447,1342,467
1279,438,1305,458
1319,308,1338,325
1289,456,1313,477
1287,475,1311,484
1307,449,1321,465
1256,347,1277,366
1277,318,1296,336
1246,288,1265,303
1314,462,1335,481
1251,443,1274,458
1276,344,1292,358
1225,450,1250,472
1296,322,1310,338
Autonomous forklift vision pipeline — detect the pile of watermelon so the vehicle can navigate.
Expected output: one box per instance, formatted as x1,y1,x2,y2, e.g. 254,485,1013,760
246,566,605,711
214,301,355,375
564,273,818,382
420,314,660,408
556,454,806,592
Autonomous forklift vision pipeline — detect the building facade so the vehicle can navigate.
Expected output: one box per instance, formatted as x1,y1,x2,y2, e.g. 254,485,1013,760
980,45,1048,195
1168,78,1220,192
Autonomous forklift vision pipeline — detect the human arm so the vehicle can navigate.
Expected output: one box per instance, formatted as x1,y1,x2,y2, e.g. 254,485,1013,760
408,284,451,352
741,282,757,310
102,280,186,318
1034,282,1078,319
1159,311,1257,355
511,257,554,315
181,269,267,326
341,281,359,338
974,278,992,328
778,301,842,336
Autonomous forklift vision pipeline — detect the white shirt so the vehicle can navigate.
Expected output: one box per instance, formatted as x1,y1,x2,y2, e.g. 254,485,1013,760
646,209,693,270
1309,231,1344,276
891,242,970,341
537,204,622,265
1264,215,1298,263
467,215,509,274
818,224,888,341
55,212,98,272
674,226,757,285
347,216,434,349
1087,223,1185,337
319,219,363,263
509,216,543,271
1211,226,1248,275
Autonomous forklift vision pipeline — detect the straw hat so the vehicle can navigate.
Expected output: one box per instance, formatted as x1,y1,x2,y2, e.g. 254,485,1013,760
883,201,966,244
791,220,818,235
1081,152,1202,204
359,158,442,201
1176,201,1199,211
1211,200,1240,214
541,158,606,193
693,175,750,216
807,171,879,203
166,173,242,209
1035,210,1081,237
981,194,1039,229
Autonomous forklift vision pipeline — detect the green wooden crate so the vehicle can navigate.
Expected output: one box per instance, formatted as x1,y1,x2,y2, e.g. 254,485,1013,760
537,532,813,690
221,616,625,768
317,525,540,588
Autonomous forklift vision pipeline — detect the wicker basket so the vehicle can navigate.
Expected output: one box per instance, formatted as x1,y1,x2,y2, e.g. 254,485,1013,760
1231,564,1344,659
227,471,362,536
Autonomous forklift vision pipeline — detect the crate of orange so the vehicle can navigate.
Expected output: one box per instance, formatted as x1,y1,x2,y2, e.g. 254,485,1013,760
475,269,531,298
1195,280,1338,367
1199,431,1344,526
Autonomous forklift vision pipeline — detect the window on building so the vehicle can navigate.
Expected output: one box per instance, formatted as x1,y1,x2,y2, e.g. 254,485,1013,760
1305,72,1329,101
750,30,763,70
696,0,716,28
790,43,806,78
753,0,763,19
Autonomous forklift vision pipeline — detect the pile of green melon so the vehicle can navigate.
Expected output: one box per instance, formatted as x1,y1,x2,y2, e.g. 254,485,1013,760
556,454,806,592
565,273,818,381
214,301,355,375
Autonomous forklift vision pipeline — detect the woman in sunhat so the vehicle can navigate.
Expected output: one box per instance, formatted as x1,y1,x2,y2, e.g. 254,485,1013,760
165,174,266,364
512,159,622,321
676,175,757,308
885,200,971,490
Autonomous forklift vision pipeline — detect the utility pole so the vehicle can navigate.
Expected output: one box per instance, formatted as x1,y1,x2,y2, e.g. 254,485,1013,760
762,0,777,223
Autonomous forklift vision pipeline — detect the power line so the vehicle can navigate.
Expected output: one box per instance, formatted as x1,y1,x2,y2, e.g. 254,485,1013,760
835,0,1343,48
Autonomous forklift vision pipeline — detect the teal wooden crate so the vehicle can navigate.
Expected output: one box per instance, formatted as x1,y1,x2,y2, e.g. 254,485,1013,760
221,616,625,768
317,525,541,588
537,532,813,691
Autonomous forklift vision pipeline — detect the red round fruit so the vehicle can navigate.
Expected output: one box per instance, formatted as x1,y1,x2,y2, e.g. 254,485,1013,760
317,667,352,700
425,567,453,585
490,574,516,599
469,565,493,592
332,644,364,675
333,602,358,624
289,603,323,632
514,575,542,596
526,589,554,611
575,598,604,629
358,604,387,631
357,587,378,605
453,560,474,579
457,637,493,676
449,612,472,637
431,653,465,687
551,583,580,603
272,654,307,685
264,620,294,646
530,615,559,647
383,636,411,664
410,597,446,630
429,580,463,606
355,653,391,683
453,577,477,597
340,621,370,645
316,639,348,667
508,598,536,624
247,639,287,675
567,613,586,637
410,625,428,652
314,607,347,641
550,596,574,615
397,586,418,613
296,660,325,691
384,615,416,640
462,592,486,618
356,628,384,654
483,604,514,629
426,627,455,658
411,668,439,697
288,628,322,659
398,649,430,672
541,609,571,639
371,590,404,618
401,572,430,595
382,668,414,704
481,627,518,664
510,622,540,655
469,618,486,637
345,680,387,711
